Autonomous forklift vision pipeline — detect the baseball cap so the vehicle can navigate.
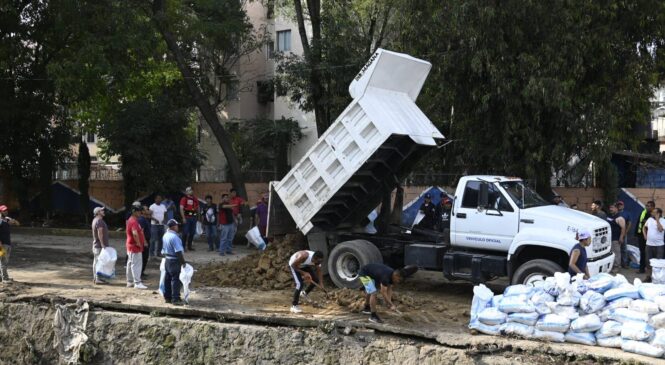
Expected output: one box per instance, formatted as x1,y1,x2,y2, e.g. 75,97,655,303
131,205,142,213
443,197,452,204
0,205,7,212
93,207,105,215
424,193,431,199
167,219,179,227
185,186,193,194
616,200,624,206
577,229,592,240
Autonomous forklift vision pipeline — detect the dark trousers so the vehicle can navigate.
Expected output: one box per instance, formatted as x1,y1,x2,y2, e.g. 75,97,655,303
290,266,317,306
141,244,149,276
163,259,182,302
639,236,647,272
183,216,197,249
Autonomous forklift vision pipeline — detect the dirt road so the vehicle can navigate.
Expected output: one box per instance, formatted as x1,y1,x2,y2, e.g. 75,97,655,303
0,232,659,364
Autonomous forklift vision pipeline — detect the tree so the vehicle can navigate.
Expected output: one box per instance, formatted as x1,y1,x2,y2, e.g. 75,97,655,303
395,0,665,197
78,140,91,223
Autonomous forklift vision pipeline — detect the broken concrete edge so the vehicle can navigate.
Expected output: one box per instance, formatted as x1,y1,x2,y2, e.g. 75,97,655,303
5,294,652,364
13,227,126,239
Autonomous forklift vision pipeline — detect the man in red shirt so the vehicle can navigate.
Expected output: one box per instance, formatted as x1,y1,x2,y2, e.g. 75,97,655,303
218,194,236,255
179,187,200,251
126,205,147,289
229,188,247,252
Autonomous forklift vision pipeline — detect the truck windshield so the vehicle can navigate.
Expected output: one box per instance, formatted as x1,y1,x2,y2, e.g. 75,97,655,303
500,181,549,209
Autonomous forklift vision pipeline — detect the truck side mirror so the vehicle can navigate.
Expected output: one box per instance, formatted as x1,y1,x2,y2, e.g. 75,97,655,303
479,183,489,209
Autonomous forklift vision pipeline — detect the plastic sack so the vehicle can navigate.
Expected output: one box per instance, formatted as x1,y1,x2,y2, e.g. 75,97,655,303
478,307,507,326
550,304,579,321
532,329,565,343
530,291,555,305
652,328,665,350
491,295,503,308
630,299,660,315
556,272,582,306
604,284,640,301
500,322,534,338
179,263,194,304
542,277,559,297
621,321,655,341
655,296,665,312
570,314,602,333
650,312,665,329
504,284,532,297
653,259,665,284
622,339,665,358
498,295,535,314
635,280,665,301
579,291,606,314
613,273,629,287
627,244,640,265
245,226,267,251
608,308,649,324
607,297,633,310
158,258,166,296
564,331,596,346
507,312,539,326
597,336,622,348
596,320,623,339
586,273,615,293
469,321,501,336
194,221,203,239
469,284,494,327
534,303,552,315
536,314,570,333
598,307,611,322
95,247,117,279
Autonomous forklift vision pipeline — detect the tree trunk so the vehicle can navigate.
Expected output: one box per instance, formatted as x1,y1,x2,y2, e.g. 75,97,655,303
78,141,91,224
38,139,54,221
151,0,247,199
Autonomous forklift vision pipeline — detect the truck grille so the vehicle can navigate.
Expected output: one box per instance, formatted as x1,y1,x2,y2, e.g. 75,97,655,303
592,227,610,255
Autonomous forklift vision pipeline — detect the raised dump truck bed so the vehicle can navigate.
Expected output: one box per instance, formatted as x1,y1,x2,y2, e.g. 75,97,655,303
274,49,445,235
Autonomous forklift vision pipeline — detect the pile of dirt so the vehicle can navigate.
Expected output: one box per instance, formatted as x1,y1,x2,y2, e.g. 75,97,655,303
197,234,305,290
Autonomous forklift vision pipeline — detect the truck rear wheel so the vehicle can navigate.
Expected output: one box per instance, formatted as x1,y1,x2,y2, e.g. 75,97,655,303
511,259,563,286
328,240,383,288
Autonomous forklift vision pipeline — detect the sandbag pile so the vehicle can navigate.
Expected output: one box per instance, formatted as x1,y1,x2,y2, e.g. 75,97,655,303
469,272,665,358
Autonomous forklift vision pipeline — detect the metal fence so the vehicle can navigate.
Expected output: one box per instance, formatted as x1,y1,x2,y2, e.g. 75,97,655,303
54,165,123,181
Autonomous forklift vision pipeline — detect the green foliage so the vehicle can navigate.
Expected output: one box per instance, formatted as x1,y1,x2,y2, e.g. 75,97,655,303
98,88,204,207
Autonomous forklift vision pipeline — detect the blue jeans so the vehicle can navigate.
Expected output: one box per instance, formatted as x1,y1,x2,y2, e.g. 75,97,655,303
205,224,217,250
183,216,197,249
219,224,234,254
150,225,165,257
163,259,182,302
229,222,238,251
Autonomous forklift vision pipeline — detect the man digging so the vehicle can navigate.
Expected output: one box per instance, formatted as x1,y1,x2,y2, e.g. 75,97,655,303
359,263,418,323
288,250,325,313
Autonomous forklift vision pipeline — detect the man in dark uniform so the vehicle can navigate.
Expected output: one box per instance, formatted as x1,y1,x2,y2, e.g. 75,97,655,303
416,193,437,229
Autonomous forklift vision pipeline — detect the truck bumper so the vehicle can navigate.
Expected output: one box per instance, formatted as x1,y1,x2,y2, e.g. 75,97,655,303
587,252,614,276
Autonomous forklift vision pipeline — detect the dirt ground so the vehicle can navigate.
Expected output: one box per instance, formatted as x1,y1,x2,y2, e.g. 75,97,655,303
0,232,660,364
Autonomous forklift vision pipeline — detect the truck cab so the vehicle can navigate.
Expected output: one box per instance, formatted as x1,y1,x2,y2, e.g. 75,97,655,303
446,176,614,285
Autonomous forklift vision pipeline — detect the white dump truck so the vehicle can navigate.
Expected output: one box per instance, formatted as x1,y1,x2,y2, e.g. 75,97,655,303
269,49,615,288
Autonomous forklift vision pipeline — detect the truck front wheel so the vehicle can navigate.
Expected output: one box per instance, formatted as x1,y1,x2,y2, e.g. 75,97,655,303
328,240,383,288
511,259,563,286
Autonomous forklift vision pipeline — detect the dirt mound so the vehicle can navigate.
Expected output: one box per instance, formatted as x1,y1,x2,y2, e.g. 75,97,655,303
197,234,305,290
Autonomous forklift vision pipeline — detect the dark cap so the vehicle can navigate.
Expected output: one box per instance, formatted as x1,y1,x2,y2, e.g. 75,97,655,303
443,197,452,204
424,193,431,199
616,200,624,206
167,219,180,227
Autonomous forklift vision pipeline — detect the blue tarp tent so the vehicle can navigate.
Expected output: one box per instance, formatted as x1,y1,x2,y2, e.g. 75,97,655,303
401,186,453,226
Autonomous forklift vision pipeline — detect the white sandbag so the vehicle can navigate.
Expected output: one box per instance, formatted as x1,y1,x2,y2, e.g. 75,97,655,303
655,296,665,312
597,336,622,348
194,221,203,239
469,284,494,326
491,294,503,308
608,308,649,324
498,295,535,314
630,299,660,315
95,246,117,279
534,303,552,315
179,263,194,304
622,339,665,358
604,284,640,301
542,277,559,297
536,314,570,333
596,320,623,339
557,289,581,307
652,328,665,349
635,280,665,301
500,322,534,338
245,226,267,250
550,304,579,321
579,291,606,314
469,321,501,336
507,312,539,326
627,244,640,266
613,273,629,287
598,307,612,322
504,284,532,297
586,273,615,293
530,291,555,305
621,321,655,341
478,307,507,326
606,297,633,310
570,314,602,333
650,312,665,329
564,331,596,346
532,329,565,343
653,259,665,284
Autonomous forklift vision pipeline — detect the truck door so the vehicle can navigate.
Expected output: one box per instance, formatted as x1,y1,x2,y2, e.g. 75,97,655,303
452,181,518,251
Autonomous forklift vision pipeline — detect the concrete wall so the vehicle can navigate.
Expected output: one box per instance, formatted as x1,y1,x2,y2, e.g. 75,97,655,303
553,187,604,212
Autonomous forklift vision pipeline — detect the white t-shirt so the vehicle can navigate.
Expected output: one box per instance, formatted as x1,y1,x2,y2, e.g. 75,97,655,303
645,217,665,246
149,203,167,225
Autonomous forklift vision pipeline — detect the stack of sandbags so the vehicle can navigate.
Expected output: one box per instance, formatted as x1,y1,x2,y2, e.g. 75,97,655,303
469,272,665,359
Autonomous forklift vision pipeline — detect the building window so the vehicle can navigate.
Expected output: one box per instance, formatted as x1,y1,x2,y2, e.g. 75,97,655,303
86,133,96,143
276,30,291,52
267,41,275,59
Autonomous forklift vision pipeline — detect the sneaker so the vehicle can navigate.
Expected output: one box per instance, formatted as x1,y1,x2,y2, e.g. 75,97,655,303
369,314,383,324
94,279,109,285
290,305,302,313
172,300,184,306
134,283,148,289
361,306,372,315
189,247,195,251
126,282,134,288
164,298,172,304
